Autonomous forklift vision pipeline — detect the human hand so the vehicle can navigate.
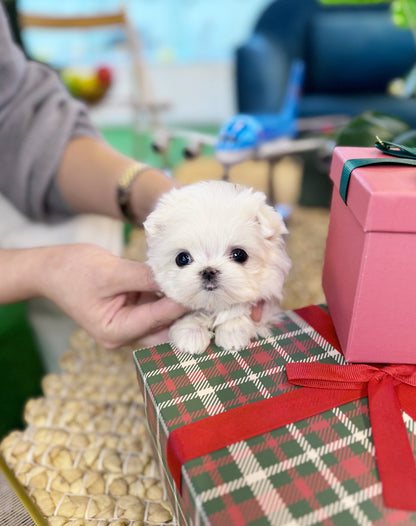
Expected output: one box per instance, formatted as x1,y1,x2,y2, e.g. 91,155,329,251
7,243,265,351
37,244,188,349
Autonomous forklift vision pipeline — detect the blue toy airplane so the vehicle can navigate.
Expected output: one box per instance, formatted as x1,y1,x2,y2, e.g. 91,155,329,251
152,59,346,166
215,60,305,164
214,60,347,165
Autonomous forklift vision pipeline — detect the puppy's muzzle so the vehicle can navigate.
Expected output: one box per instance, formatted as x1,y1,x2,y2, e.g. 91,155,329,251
201,267,219,290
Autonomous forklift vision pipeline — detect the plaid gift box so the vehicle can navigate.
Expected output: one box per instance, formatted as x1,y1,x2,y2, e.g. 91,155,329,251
134,305,416,525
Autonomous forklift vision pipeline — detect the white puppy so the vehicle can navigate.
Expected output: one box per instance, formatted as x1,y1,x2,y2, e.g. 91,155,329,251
144,180,291,354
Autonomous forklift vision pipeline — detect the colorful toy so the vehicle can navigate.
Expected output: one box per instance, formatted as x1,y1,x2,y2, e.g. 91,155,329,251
152,59,346,167
215,60,305,164
61,65,113,104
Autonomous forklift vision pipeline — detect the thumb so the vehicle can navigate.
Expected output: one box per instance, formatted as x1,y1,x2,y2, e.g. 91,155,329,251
145,296,189,332
111,259,161,293
107,295,189,345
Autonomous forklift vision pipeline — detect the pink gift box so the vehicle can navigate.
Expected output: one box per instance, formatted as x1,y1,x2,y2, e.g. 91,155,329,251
323,146,416,363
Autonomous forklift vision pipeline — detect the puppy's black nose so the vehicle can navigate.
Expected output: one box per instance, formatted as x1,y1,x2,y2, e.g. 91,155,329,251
201,267,218,282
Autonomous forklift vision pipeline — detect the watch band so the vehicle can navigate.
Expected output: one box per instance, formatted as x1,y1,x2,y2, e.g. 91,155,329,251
116,162,149,225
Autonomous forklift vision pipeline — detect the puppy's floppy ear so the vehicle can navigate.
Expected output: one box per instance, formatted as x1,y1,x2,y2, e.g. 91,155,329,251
143,201,170,238
143,189,177,238
143,213,164,238
256,202,288,239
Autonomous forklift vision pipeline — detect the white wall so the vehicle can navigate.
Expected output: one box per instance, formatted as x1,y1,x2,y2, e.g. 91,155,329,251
90,61,236,128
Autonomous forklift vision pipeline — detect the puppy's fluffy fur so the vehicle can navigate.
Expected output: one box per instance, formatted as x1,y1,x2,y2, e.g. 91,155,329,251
144,180,291,354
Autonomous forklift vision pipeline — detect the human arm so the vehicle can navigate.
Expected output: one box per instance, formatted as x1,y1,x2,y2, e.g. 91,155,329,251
56,136,176,225
0,4,175,223
0,244,188,349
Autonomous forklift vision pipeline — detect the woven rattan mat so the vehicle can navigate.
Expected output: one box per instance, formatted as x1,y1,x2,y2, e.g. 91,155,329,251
1,157,330,525
1,328,174,525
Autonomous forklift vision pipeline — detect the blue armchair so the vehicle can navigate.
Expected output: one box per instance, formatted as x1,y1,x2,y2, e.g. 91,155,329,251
236,0,416,127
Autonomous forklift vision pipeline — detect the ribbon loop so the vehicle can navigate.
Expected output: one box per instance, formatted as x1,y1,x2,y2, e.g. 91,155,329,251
339,137,416,203
380,363,416,386
375,137,416,159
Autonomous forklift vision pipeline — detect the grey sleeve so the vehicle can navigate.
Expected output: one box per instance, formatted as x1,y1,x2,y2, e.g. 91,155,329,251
0,4,102,221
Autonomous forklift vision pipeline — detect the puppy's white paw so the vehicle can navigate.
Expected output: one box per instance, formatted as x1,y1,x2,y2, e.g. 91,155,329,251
215,316,256,351
255,323,272,339
169,315,212,355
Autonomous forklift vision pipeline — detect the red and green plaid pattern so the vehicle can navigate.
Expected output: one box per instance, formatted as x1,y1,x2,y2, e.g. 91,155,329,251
134,308,416,525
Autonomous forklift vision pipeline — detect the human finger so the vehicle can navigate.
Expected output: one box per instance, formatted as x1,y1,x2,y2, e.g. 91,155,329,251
103,295,188,348
136,327,170,349
110,259,161,293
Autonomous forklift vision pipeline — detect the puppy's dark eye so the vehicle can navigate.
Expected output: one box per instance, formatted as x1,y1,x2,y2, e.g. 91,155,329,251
175,251,193,267
231,248,248,264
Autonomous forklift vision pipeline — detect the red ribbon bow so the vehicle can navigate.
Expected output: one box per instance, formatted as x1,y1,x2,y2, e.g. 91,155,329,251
286,362,416,510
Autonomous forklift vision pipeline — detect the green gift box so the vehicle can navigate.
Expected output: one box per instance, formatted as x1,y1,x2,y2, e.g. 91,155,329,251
134,305,416,525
